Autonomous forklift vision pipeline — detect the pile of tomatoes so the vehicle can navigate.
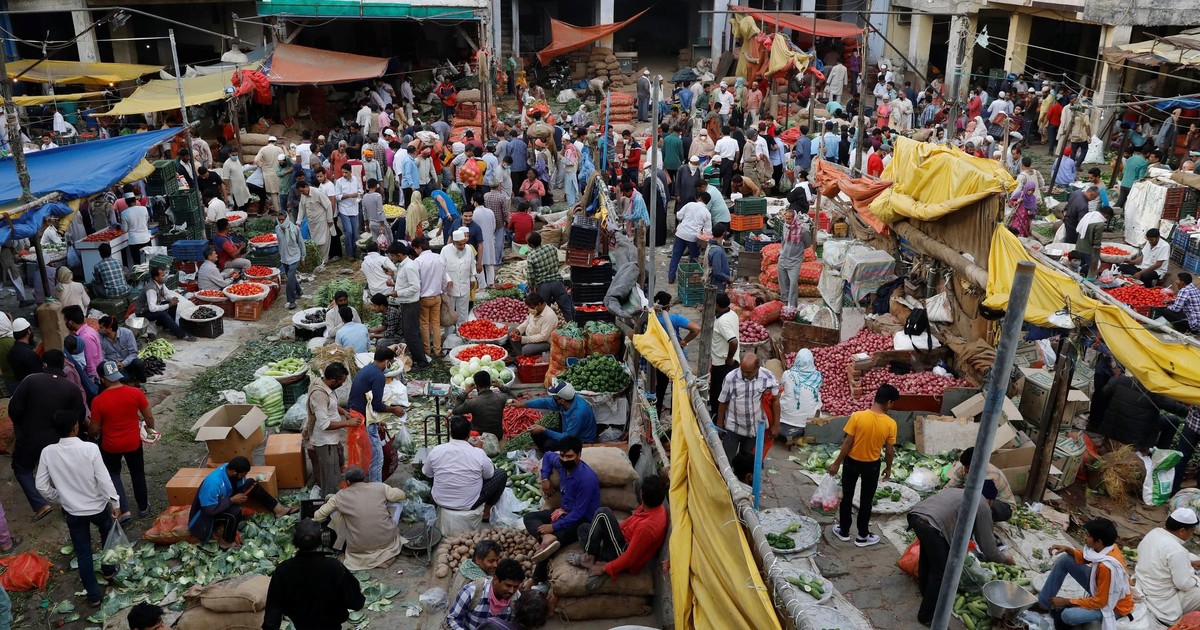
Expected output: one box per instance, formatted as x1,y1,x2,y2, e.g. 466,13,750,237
82,229,125,243
226,283,266,297
458,319,508,340
456,344,506,362
249,234,278,244
195,290,226,299
1104,284,1171,309
576,304,607,313
244,266,276,277
1100,245,1132,256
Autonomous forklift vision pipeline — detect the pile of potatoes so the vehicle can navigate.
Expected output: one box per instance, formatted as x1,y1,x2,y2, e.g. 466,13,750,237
434,528,539,579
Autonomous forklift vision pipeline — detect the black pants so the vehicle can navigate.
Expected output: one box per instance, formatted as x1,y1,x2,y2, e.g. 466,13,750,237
909,513,949,624
511,170,527,196
709,363,735,419
399,301,428,366
721,430,756,462
122,358,148,384
839,457,881,539
653,367,669,417
579,507,626,562
536,280,575,322
531,431,559,454
1071,141,1088,163
771,164,784,195
102,446,148,514
128,242,148,267
1117,263,1161,287
1162,307,1196,333
212,484,279,543
719,160,734,196
524,509,587,581
1116,185,1132,208
473,469,508,509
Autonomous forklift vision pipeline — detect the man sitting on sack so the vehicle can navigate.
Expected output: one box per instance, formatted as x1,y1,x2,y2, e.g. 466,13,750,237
313,466,407,570
423,415,509,524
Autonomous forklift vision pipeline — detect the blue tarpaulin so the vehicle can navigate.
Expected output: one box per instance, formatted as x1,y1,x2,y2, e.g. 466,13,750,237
1154,99,1200,111
0,127,181,206
0,201,75,244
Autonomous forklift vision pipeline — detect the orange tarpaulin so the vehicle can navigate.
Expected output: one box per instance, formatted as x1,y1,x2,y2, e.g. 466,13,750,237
267,43,388,86
536,9,651,66
814,159,892,233
730,5,864,39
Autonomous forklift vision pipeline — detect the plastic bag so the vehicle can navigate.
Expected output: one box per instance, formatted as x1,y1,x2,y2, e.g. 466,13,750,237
419,587,449,610
810,474,840,513
925,292,953,324
1142,448,1184,506
598,426,623,443
491,488,531,529
897,540,919,577
281,394,308,433
396,425,415,455
244,376,286,427
0,552,51,591
959,554,993,593
101,520,131,564
904,467,942,493
515,450,541,475
344,423,372,478
403,477,432,503
400,498,437,527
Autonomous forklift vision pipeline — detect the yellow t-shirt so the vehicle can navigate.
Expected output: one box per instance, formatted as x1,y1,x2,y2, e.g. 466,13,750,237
844,410,897,463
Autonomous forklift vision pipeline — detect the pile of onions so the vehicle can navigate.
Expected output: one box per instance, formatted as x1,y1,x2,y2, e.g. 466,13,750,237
739,320,770,343
474,297,528,323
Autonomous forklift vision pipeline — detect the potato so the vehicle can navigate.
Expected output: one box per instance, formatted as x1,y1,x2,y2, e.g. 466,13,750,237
435,565,450,578
514,554,526,562
455,545,469,555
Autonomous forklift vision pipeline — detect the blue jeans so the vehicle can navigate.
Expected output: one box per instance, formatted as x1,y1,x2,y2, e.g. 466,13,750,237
367,423,384,483
1038,553,1105,624
0,583,10,629
564,170,579,207
64,509,117,602
12,461,47,512
668,237,700,282
280,261,299,304
340,213,361,259
493,227,506,265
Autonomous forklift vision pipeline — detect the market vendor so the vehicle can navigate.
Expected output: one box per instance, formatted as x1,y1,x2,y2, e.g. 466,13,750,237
304,362,359,495
569,473,668,590
423,415,508,522
1035,518,1133,627
135,266,196,343
97,315,147,385
524,436,600,572
324,291,361,341
778,349,821,444
92,243,130,299
908,481,1014,625
187,456,298,549
198,246,237,291
947,446,1016,505
1072,205,1113,276
366,293,404,350
313,466,407,570
1136,508,1200,625
212,218,251,272
511,293,557,357
1091,362,1188,451
348,348,409,483
1164,272,1200,333
1117,228,1170,287
650,291,700,418
451,371,513,440
459,540,501,581
508,381,596,452
335,306,371,353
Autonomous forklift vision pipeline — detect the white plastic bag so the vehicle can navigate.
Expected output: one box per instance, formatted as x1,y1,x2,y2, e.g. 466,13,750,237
1083,135,1105,164
1141,449,1183,506
491,488,531,529
418,587,448,610
904,467,941,493
924,292,953,324
1035,338,1057,367
810,474,840,513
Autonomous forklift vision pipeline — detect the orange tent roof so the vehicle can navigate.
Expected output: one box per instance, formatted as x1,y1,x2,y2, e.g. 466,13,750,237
730,5,863,40
536,9,651,66
267,44,388,85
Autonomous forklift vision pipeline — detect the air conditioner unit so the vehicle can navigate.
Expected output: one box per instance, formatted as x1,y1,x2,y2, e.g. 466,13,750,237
896,8,912,26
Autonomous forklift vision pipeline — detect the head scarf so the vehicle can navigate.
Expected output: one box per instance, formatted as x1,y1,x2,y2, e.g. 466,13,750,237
0,312,12,338
786,349,822,405
406,190,426,240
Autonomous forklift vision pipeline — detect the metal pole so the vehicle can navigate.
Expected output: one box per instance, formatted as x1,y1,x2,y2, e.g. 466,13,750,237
0,39,32,202
169,30,201,214
948,16,969,136
1025,333,1076,503
647,75,661,300
931,261,1037,630
855,23,868,176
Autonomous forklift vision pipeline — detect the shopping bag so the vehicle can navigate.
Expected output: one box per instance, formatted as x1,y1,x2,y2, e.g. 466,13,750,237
897,540,920,578
344,418,372,478
0,552,51,591
810,473,841,513
101,520,131,559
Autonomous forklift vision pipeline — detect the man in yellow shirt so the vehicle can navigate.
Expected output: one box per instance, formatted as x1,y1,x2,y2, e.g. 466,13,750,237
828,384,899,547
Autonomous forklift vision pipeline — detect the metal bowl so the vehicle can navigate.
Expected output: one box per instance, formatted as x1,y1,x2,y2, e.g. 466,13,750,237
982,580,1037,619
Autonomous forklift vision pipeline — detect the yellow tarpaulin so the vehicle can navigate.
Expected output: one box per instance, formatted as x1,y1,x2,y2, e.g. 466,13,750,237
871,136,1016,223
984,227,1200,404
102,63,258,117
12,91,107,106
7,60,161,85
633,315,782,630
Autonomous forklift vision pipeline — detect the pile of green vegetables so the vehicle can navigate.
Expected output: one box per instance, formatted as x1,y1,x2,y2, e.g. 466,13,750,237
245,378,286,426
262,357,307,377
505,412,561,451
766,532,795,550
312,278,365,315
561,353,630,393
556,322,584,340
785,574,825,599
483,286,525,301
790,442,960,485
138,339,175,360
584,320,619,334
298,241,321,273
872,487,904,505
243,217,277,238
493,456,543,507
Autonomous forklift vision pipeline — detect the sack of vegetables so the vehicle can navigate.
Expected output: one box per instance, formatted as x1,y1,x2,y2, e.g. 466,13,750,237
244,376,286,427
546,324,589,387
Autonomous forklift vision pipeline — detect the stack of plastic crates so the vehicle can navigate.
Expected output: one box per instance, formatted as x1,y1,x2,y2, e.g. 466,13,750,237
168,190,205,239
677,262,704,306
731,197,767,233
145,160,179,196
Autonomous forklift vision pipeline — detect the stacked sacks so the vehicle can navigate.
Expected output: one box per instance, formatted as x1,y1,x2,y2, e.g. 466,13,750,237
544,448,655,620
599,91,636,125
176,574,271,630
588,47,627,89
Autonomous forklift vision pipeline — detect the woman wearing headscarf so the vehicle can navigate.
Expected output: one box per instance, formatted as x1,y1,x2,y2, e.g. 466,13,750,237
54,266,90,313
405,190,426,240
689,128,715,161
779,349,822,443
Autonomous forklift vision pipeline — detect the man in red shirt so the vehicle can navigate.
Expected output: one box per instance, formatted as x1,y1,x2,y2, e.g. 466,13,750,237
89,361,156,521
867,144,889,178
1046,98,1065,156
508,201,534,246
568,473,669,591
211,218,250,271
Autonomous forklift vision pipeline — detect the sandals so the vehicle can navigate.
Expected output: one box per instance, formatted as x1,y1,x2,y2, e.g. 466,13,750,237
31,506,54,523
565,553,594,569
530,540,561,563
585,573,609,593
118,512,133,524
0,536,22,554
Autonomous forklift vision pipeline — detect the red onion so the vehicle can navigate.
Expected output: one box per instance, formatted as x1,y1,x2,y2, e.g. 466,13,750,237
473,297,528,323
739,320,769,343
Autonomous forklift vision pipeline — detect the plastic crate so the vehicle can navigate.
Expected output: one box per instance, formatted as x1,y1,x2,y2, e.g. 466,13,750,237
149,254,174,271
282,376,311,409
730,213,766,232
145,160,179,196
1163,185,1187,220
517,361,550,384
234,300,264,321
565,247,598,267
1190,236,1200,256
570,262,614,284
171,240,209,261
1186,253,1200,274
248,247,281,268
574,304,615,326
733,196,768,216
571,282,608,303
568,225,600,249
677,262,704,287
742,237,778,253
263,284,280,310
1174,227,1191,250
678,285,705,306
181,314,224,339
1171,246,1186,265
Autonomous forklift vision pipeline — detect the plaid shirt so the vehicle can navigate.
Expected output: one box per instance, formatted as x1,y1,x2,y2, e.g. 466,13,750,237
380,306,403,339
527,244,560,286
1170,284,1200,331
445,578,512,630
484,189,512,227
1186,406,1200,433
93,258,130,297
718,367,779,437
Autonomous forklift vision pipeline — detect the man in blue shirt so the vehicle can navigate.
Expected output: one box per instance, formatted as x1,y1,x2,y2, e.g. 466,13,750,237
794,125,813,172
707,225,731,294
511,381,597,452
348,348,410,482
822,121,839,161
651,291,700,416
507,135,528,194
188,456,296,547
335,306,371,353
524,436,601,582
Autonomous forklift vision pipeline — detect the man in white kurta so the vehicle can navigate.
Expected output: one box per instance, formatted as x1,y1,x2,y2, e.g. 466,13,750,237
1136,508,1200,625
440,228,476,330
220,155,251,210
825,61,847,102
313,466,406,571
254,137,285,202
299,180,334,271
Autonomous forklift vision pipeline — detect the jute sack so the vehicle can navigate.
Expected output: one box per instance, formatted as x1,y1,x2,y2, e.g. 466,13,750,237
549,544,655,597
543,482,639,512
555,595,652,621
580,446,638,487
240,132,271,146
191,574,271,613
458,88,482,103
175,606,264,630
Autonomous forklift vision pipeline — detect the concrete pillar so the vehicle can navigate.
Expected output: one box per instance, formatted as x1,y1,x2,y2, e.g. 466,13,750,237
1095,24,1132,134
865,0,887,68
712,0,730,59
109,18,136,65
908,13,934,89
492,0,502,57
69,1,99,63
1003,13,1032,75
597,0,614,48
511,0,520,56
945,13,977,104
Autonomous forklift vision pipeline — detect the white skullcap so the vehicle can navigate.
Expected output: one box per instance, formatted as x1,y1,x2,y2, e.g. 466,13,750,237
998,91,1006,98
1172,507,1199,525
268,135,277,142
689,155,700,164
985,135,995,143
452,142,465,155
452,228,469,241
11,318,29,333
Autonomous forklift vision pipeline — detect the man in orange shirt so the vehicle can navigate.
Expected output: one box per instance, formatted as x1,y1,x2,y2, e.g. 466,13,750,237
828,384,898,547
1036,517,1134,627
866,144,889,178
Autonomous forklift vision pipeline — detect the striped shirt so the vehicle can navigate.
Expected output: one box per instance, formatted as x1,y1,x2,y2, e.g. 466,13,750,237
718,367,778,437
445,578,513,630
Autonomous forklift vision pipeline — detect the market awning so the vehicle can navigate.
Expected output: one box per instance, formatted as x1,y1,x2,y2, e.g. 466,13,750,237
101,63,260,117
6,59,162,85
267,43,389,86
729,5,863,40
1102,28,1200,68
985,227,1200,405
11,91,108,106
0,127,180,207
255,0,479,19
536,8,651,66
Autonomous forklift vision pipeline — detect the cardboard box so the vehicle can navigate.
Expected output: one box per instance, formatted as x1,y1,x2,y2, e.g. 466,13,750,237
166,466,278,508
914,415,1017,455
191,404,267,464
1050,434,1086,490
265,434,306,489
951,393,1023,424
1003,464,1062,495
1018,368,1091,425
